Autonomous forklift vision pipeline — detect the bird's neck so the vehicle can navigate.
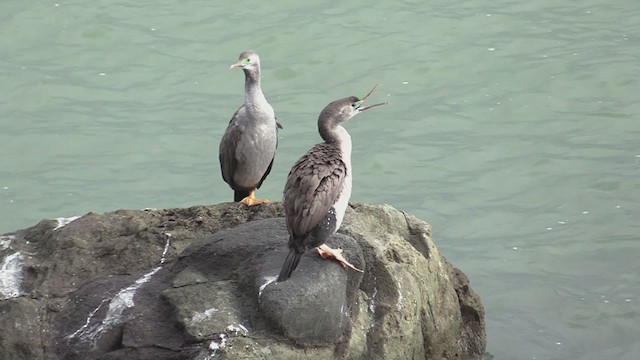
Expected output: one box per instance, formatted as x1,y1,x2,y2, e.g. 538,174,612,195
243,68,269,111
321,125,352,152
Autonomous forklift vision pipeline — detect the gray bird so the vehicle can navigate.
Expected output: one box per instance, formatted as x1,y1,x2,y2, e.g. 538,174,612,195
219,51,282,206
277,85,387,282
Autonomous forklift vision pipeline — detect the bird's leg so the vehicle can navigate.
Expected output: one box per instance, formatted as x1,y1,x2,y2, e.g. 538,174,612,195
316,244,364,273
240,190,272,206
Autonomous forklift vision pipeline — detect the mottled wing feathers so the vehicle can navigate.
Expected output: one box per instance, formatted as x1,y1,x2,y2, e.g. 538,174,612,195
284,143,346,237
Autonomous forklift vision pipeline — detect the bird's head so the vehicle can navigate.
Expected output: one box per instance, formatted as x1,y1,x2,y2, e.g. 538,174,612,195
229,51,260,72
319,84,388,126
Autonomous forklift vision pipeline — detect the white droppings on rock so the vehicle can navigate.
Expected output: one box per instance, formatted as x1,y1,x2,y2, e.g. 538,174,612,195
0,235,15,250
0,252,23,299
67,267,160,342
208,333,228,355
205,324,249,357
101,267,160,327
191,307,218,324
66,299,109,340
258,276,277,298
226,323,249,336
160,233,172,264
368,287,378,313
54,216,81,230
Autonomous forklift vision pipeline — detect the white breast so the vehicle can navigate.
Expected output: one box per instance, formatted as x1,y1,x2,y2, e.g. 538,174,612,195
331,126,353,232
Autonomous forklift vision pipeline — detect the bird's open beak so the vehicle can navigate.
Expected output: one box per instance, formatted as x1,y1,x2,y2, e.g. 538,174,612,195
229,61,243,69
358,84,388,111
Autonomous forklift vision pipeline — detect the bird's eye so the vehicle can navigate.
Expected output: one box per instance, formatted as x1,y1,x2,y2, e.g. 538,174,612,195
243,58,251,64
351,102,357,108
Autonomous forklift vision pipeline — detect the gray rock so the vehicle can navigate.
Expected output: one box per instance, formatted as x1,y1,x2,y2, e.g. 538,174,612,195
0,297,44,360
0,202,485,359
258,231,364,346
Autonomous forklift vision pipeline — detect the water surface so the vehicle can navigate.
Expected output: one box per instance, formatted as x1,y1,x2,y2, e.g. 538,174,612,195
1,1,639,359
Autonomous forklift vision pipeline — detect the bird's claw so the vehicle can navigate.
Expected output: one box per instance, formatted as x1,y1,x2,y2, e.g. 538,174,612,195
317,244,364,273
240,196,271,206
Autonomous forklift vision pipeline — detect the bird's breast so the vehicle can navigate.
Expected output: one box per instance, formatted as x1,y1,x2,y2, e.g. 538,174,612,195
332,172,352,231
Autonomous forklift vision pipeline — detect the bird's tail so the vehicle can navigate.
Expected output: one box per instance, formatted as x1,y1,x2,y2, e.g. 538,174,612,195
234,189,251,202
277,249,303,282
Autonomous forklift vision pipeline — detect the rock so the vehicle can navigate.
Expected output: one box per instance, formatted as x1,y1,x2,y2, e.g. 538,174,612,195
258,230,364,346
0,297,44,360
0,202,485,359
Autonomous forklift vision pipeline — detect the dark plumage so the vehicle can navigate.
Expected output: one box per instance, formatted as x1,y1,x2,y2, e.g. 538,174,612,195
277,86,386,282
219,51,281,206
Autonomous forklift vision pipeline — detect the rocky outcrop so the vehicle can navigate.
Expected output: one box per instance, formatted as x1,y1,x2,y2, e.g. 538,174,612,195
0,203,485,360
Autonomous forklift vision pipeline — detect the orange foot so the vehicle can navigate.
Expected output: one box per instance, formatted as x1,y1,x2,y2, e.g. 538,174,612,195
240,190,272,206
316,244,364,273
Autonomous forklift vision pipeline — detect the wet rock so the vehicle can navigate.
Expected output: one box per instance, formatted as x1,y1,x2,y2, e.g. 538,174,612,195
0,202,485,359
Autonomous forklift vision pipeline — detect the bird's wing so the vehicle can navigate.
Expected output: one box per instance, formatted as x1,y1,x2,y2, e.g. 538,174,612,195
283,143,347,237
255,117,282,189
218,105,244,186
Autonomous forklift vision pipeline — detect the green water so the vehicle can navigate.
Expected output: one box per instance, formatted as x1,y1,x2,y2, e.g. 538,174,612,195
1,1,639,359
